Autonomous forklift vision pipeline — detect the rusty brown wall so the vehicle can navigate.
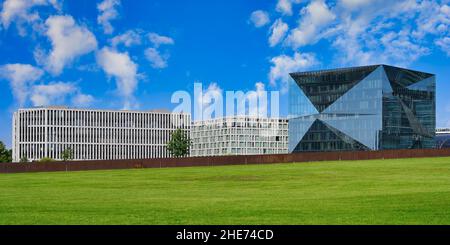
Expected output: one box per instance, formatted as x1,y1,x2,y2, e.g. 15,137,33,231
1,148,450,174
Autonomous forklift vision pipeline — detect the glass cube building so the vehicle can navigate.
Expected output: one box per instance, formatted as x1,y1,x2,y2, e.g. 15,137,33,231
289,64,436,153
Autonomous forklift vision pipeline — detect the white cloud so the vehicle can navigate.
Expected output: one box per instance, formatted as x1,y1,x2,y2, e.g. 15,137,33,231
285,0,335,49
30,81,77,106
276,0,301,16
270,0,449,66
269,52,318,92
412,1,450,38
332,27,431,66
30,81,94,107
249,10,270,28
327,0,439,66
0,0,61,36
0,63,44,106
340,0,373,10
332,35,375,66
97,0,120,34
269,18,289,47
44,15,98,75
380,30,430,65
110,30,142,48
436,37,450,56
143,33,174,69
0,63,93,108
71,93,94,107
145,47,168,69
148,32,174,47
96,47,138,109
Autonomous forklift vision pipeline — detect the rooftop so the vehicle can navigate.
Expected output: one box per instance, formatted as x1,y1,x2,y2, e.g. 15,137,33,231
289,64,435,77
18,107,189,115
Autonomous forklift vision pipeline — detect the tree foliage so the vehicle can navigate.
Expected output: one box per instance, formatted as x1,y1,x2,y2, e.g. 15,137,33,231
40,157,55,162
19,156,28,163
0,141,12,163
166,129,190,158
62,148,73,162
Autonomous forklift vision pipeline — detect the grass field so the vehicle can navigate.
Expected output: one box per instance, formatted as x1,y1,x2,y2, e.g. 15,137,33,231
0,157,449,225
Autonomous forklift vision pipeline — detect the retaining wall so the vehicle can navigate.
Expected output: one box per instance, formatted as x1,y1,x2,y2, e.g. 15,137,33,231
1,148,450,173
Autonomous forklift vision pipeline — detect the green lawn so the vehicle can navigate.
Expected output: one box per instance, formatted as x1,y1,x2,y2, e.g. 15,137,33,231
0,157,449,225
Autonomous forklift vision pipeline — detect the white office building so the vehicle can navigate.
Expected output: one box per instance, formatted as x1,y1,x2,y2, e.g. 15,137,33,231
190,117,289,157
12,107,190,162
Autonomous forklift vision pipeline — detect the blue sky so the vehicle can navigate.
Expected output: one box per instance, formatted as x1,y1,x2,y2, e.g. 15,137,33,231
0,0,449,147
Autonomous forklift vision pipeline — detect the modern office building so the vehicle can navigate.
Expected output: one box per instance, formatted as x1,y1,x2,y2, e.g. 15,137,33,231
289,64,436,153
12,107,191,162
436,128,450,149
190,117,288,157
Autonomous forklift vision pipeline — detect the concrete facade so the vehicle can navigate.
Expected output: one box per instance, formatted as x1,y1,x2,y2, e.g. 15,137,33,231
12,107,190,162
190,116,288,157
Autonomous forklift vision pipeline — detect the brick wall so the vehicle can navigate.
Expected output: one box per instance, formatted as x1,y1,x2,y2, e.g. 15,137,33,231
1,148,450,174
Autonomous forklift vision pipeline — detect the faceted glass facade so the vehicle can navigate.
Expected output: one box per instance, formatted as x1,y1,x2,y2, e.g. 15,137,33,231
289,65,436,152
436,134,450,149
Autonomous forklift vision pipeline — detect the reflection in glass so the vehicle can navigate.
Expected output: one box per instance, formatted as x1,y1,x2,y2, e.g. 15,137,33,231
289,65,436,152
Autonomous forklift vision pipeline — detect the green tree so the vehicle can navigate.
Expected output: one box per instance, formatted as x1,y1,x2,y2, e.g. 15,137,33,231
61,147,73,162
40,157,55,162
0,141,12,163
19,156,29,163
166,129,190,157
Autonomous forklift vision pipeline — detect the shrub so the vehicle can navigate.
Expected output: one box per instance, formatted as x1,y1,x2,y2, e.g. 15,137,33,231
40,157,55,162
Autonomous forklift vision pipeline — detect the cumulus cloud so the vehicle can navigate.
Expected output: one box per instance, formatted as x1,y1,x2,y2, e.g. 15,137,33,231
339,0,373,9
148,32,174,47
328,0,439,66
266,0,450,66
97,0,120,34
143,33,174,68
413,1,450,38
71,93,95,107
436,37,450,56
276,0,301,16
285,0,335,49
269,52,318,92
380,30,430,64
249,10,270,28
96,47,138,109
0,63,44,106
269,18,289,47
30,81,76,106
0,0,61,36
30,81,94,107
44,15,98,75
145,48,169,69
0,63,94,108
110,29,142,48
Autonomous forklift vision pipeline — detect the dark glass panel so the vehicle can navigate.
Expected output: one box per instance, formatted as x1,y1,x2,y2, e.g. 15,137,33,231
383,64,434,89
289,64,436,153
294,119,369,152
290,65,378,112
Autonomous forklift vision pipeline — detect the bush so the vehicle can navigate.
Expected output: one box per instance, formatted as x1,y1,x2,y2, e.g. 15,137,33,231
40,157,55,163
0,141,12,163
19,156,28,163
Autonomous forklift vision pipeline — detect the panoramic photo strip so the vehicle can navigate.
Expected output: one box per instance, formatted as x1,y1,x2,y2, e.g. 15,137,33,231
0,0,449,243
